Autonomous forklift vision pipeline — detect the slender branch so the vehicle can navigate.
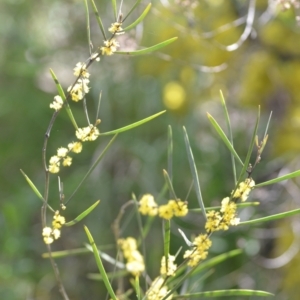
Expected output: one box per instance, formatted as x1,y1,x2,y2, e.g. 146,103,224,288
46,245,70,300
215,0,256,51
42,110,60,227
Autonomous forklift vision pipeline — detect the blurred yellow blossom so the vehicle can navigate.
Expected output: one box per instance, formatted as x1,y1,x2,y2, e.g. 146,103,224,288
147,277,173,300
108,22,124,35
168,199,188,217
49,155,60,174
221,197,240,226
68,141,83,153
42,212,65,244
75,125,100,142
158,204,174,220
57,147,68,158
138,194,158,216
73,62,90,78
42,227,54,244
118,237,145,277
160,254,177,276
101,39,120,55
52,211,66,229
62,156,72,167
232,178,255,202
184,234,212,267
50,95,63,111
67,78,90,102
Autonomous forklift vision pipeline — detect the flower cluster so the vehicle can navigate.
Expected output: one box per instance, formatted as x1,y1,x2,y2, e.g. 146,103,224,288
108,22,124,35
160,254,177,277
138,194,188,220
99,22,123,56
138,194,158,216
183,234,212,267
42,211,65,244
231,178,255,202
184,178,255,267
118,237,145,277
48,119,100,173
100,38,120,56
146,277,173,300
67,62,90,102
205,196,240,232
48,141,83,174
50,95,64,111
75,122,100,142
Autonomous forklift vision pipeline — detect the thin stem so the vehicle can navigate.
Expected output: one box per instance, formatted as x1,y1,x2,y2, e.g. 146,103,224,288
46,245,70,300
42,110,59,226
83,97,91,125
215,0,256,51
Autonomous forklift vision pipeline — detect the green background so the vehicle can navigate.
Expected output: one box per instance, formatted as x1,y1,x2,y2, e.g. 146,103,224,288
1,0,300,299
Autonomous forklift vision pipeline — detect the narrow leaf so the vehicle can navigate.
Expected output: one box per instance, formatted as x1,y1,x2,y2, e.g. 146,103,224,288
207,113,243,166
49,68,78,130
239,208,300,226
84,226,118,300
163,169,177,200
255,170,300,187
123,3,151,31
111,0,117,21
100,111,166,135
84,0,92,55
192,249,242,275
42,244,114,258
115,37,178,56
123,0,142,22
20,169,55,213
183,126,206,220
65,134,118,204
264,111,272,138
20,169,43,201
220,90,237,183
172,289,274,298
49,68,66,100
42,248,89,259
167,125,173,188
89,0,107,40
65,200,100,226
85,244,125,268
189,201,260,213
236,105,260,182
134,272,141,300
163,220,171,273
87,270,128,281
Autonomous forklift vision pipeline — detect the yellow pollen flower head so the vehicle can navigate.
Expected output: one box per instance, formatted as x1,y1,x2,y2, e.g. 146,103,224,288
62,156,72,167
68,141,83,153
57,147,68,158
100,39,120,55
76,125,100,142
168,199,188,217
50,95,64,111
73,62,90,78
138,194,158,216
147,277,173,300
108,22,124,35
158,204,174,220
232,178,255,202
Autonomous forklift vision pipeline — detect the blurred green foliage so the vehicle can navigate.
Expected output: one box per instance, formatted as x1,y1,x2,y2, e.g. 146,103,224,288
1,0,300,299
